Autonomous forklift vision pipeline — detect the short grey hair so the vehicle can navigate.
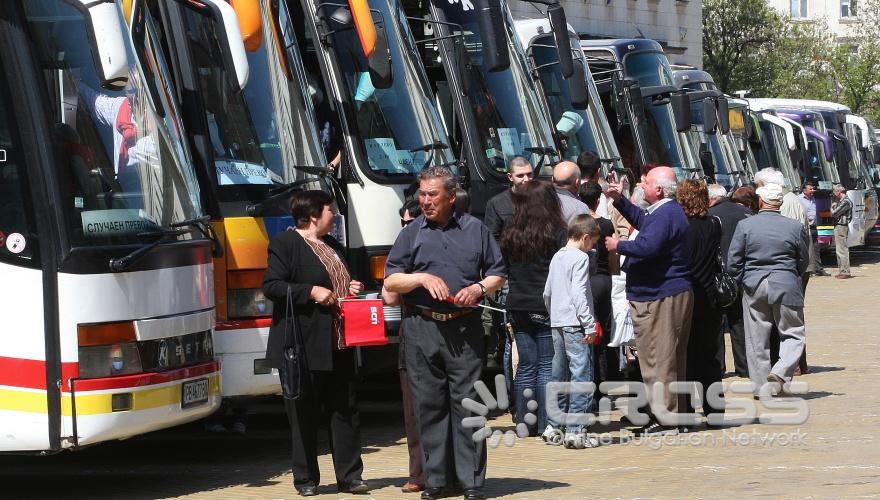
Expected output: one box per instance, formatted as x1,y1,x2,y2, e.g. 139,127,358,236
419,165,458,193
707,183,727,200
754,167,785,187
508,156,532,172
833,183,846,194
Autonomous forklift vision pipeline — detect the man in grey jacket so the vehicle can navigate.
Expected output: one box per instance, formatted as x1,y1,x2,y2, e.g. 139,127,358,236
831,184,853,279
727,184,810,396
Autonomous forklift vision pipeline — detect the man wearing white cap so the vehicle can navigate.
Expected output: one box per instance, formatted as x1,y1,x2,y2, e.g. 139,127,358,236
727,183,809,396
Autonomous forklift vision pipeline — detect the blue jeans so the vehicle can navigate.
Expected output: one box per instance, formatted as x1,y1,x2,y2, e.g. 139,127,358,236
512,312,553,435
550,327,595,432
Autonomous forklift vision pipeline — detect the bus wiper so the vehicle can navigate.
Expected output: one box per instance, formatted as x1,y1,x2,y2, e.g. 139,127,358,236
248,177,322,216
410,141,450,170
524,146,558,170
171,215,223,258
108,227,193,273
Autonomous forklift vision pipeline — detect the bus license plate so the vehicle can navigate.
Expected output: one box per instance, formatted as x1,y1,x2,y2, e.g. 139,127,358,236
181,378,209,409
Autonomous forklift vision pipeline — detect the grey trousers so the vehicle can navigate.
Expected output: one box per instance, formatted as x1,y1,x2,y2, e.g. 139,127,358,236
742,280,805,390
403,312,486,489
834,224,850,275
630,289,693,420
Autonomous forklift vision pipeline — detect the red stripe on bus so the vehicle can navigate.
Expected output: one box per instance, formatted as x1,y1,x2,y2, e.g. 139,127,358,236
215,318,272,330
0,356,78,390
69,360,220,392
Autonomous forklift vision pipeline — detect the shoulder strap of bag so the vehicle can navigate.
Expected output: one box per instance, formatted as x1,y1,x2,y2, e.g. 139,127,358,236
286,284,303,352
712,216,725,267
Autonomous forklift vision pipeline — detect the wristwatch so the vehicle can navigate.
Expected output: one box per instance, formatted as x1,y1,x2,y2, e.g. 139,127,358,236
474,282,487,296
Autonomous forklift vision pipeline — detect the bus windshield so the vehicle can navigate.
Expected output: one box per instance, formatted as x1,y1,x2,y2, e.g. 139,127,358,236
806,137,838,188
322,0,453,177
638,96,696,178
177,2,325,197
21,0,203,247
531,35,623,170
624,52,675,88
434,0,557,170
685,99,739,189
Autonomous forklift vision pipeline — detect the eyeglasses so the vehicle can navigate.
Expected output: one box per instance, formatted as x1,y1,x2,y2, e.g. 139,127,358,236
401,218,415,227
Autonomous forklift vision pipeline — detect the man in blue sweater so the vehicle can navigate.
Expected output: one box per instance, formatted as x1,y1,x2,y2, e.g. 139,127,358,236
605,166,693,435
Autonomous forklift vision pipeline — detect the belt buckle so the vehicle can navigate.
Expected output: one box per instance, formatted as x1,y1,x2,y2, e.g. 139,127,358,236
431,311,449,321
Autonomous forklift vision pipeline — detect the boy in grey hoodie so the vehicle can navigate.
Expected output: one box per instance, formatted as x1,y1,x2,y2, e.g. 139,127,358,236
543,214,601,449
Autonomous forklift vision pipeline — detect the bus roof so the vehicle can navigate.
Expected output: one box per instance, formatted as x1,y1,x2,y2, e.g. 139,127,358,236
579,38,664,60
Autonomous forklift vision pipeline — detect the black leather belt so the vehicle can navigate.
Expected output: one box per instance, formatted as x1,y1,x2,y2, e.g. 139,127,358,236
413,307,477,322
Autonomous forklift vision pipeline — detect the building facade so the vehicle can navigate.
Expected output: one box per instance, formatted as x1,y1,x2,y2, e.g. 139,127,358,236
768,0,861,41
508,0,704,69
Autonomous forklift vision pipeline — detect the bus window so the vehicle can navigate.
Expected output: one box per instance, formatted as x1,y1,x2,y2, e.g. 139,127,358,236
0,73,39,266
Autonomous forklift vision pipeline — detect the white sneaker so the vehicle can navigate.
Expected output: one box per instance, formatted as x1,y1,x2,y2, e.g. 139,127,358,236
541,425,564,446
563,430,600,449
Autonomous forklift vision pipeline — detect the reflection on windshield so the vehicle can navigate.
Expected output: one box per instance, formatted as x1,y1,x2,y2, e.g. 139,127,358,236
435,0,557,171
639,97,692,178
22,0,202,247
624,52,675,88
806,138,837,188
531,38,622,171
326,0,452,176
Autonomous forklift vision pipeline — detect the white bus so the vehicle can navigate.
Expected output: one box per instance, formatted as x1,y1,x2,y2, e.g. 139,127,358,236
0,0,244,451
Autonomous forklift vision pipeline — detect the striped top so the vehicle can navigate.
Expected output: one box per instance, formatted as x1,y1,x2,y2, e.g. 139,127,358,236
303,237,351,349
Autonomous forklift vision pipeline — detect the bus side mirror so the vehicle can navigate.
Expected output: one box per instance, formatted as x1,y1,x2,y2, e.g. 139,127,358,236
717,97,730,134
671,92,691,132
185,0,250,91
80,0,129,89
568,59,589,110
626,79,644,125
547,4,572,79
368,22,393,88
344,0,393,88
703,99,717,134
476,0,510,72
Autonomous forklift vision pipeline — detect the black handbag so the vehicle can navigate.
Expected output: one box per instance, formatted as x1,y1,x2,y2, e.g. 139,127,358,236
279,285,307,400
711,216,738,308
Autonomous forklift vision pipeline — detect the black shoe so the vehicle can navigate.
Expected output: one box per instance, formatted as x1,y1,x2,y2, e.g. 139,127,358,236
295,484,318,497
421,487,445,500
815,269,831,277
636,421,679,436
463,487,486,500
338,479,369,494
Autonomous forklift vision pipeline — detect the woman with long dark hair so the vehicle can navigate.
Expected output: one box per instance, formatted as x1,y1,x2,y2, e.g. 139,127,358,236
677,180,724,422
262,190,368,496
500,180,566,436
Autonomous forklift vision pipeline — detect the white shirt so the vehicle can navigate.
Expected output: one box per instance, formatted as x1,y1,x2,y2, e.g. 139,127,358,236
646,197,673,215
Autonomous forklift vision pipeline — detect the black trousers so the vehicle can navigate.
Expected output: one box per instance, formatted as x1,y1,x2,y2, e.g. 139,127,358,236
280,350,363,487
723,289,749,377
686,293,724,416
590,273,621,383
403,312,486,489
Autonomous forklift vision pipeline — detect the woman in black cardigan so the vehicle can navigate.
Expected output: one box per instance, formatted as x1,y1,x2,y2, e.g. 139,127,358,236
262,190,367,497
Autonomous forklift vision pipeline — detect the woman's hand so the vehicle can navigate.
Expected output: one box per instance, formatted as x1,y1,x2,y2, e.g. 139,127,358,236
310,286,336,307
349,280,365,296
583,332,598,345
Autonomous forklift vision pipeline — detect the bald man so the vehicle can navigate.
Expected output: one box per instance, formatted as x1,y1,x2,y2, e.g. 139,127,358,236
552,161,589,222
605,166,693,435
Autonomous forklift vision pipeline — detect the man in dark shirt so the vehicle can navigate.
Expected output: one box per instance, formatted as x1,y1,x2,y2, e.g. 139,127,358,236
483,156,533,241
708,183,752,378
384,166,506,500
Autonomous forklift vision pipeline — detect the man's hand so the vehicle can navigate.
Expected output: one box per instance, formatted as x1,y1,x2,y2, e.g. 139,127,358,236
310,286,336,307
348,280,364,296
419,273,450,301
454,283,483,307
605,234,620,252
583,332,598,344
605,179,624,202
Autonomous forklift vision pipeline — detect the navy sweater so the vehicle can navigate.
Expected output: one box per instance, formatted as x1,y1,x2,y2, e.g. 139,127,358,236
615,196,692,301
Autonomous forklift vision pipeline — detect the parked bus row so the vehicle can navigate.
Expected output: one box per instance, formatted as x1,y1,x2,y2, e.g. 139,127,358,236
2,0,879,453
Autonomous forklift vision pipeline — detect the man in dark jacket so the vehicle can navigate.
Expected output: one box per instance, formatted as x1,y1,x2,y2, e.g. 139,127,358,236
708,183,752,378
605,166,693,435
483,156,534,240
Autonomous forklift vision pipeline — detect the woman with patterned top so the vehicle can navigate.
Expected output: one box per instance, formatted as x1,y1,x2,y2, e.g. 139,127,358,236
262,190,368,497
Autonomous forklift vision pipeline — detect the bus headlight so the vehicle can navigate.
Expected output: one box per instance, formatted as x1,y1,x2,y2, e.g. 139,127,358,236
227,288,273,318
78,343,143,379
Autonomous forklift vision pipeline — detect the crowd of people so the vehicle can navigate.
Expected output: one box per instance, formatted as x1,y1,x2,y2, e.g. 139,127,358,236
260,156,852,498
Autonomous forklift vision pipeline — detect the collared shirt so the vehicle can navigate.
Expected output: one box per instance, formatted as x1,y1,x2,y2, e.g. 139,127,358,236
798,193,817,226
555,186,589,222
646,197,673,215
384,211,507,311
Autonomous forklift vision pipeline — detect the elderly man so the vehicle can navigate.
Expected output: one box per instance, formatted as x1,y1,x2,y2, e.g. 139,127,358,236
553,160,590,221
605,166,692,435
831,184,853,279
708,183,752,378
754,168,809,233
384,166,506,500
727,184,809,397
484,156,534,241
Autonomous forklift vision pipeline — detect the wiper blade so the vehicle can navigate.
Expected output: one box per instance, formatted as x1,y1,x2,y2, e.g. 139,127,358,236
248,177,323,216
409,141,449,153
171,215,223,258
108,228,192,273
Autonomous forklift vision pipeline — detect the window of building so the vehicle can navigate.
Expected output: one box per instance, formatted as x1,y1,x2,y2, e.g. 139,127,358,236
841,0,856,18
791,0,808,18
